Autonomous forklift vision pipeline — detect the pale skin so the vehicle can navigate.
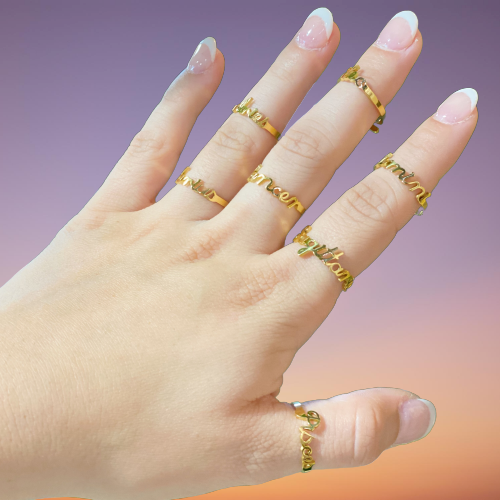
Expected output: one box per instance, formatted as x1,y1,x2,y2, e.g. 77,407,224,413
0,9,477,500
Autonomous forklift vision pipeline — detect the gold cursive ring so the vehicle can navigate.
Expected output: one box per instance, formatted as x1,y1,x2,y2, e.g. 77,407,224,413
247,165,305,215
338,65,386,133
374,153,431,216
175,167,228,208
291,401,321,473
232,97,281,140
293,226,354,292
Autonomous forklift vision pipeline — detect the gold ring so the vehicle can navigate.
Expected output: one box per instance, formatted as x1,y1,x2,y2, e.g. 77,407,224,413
247,165,305,215
232,97,281,140
374,153,431,216
291,401,321,473
338,65,386,133
175,167,228,208
293,226,354,291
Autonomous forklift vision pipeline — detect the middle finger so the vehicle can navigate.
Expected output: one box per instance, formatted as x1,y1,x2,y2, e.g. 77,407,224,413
223,11,422,252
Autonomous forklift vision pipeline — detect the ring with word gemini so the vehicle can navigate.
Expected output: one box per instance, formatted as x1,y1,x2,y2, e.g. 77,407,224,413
247,165,306,215
293,226,354,291
175,167,228,208
291,401,321,473
338,65,386,133
232,97,281,140
374,152,431,216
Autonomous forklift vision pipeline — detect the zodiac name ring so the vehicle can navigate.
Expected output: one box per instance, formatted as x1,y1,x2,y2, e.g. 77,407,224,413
175,167,228,207
291,401,321,473
232,97,281,140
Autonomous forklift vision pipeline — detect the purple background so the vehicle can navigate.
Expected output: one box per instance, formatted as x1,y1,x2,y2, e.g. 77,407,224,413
1,1,499,499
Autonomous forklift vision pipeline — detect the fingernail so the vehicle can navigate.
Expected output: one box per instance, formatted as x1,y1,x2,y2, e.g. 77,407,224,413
375,11,418,51
434,88,478,124
187,37,216,74
394,398,436,446
295,7,334,50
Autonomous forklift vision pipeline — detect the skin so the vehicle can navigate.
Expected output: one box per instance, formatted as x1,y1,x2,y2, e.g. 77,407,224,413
0,10,477,500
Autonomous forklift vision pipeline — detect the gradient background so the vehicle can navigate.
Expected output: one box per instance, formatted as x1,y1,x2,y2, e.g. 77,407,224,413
0,0,498,499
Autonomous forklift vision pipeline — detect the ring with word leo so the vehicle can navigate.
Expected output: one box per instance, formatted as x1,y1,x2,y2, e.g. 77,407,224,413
175,167,228,207
338,65,386,133
247,165,305,214
232,97,281,140
291,401,321,473
374,153,431,216
293,226,354,291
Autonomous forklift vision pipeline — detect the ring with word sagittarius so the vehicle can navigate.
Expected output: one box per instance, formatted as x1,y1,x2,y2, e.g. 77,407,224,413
374,153,431,216
291,401,321,473
338,65,386,133
293,226,354,291
232,97,281,140
247,165,306,215
175,167,228,207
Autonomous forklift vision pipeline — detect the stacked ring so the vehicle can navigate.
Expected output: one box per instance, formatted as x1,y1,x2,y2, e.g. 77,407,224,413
232,97,281,140
175,167,228,207
293,226,354,291
338,65,386,133
374,153,431,216
291,401,321,473
247,165,306,215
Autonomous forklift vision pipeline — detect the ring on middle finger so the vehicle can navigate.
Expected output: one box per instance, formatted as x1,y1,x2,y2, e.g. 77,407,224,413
247,165,306,215
338,65,386,134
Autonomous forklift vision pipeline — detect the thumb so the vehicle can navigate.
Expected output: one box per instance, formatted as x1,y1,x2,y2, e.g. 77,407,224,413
249,388,436,484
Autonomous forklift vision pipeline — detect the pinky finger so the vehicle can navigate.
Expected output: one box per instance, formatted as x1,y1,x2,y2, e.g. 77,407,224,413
87,37,224,213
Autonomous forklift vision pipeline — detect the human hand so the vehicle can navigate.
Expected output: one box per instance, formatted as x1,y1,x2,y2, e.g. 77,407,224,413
0,8,477,500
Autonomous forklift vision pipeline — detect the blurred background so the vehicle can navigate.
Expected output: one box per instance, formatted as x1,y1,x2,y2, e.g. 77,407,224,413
0,0,498,499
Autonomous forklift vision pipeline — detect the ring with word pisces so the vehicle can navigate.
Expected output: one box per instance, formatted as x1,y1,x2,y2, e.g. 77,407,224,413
291,401,322,473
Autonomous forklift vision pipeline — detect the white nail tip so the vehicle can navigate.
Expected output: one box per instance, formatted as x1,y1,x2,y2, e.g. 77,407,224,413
455,88,479,111
307,7,334,39
199,36,217,62
418,399,437,439
392,10,418,38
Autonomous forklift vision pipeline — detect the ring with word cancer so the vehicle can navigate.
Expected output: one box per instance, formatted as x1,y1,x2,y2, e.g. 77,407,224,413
175,167,228,208
373,153,431,216
293,226,354,291
247,165,305,215
232,97,281,140
291,401,321,473
338,65,386,133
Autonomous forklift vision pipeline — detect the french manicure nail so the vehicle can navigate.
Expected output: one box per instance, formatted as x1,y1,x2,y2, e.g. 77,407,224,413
187,37,216,74
434,88,478,124
394,398,436,446
375,11,418,51
296,7,334,50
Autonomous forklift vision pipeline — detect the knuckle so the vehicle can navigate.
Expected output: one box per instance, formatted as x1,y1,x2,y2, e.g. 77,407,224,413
61,210,109,234
177,229,225,263
404,124,442,165
347,402,387,466
211,121,259,157
127,129,176,161
268,58,298,88
339,177,398,230
277,120,331,165
226,258,290,309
